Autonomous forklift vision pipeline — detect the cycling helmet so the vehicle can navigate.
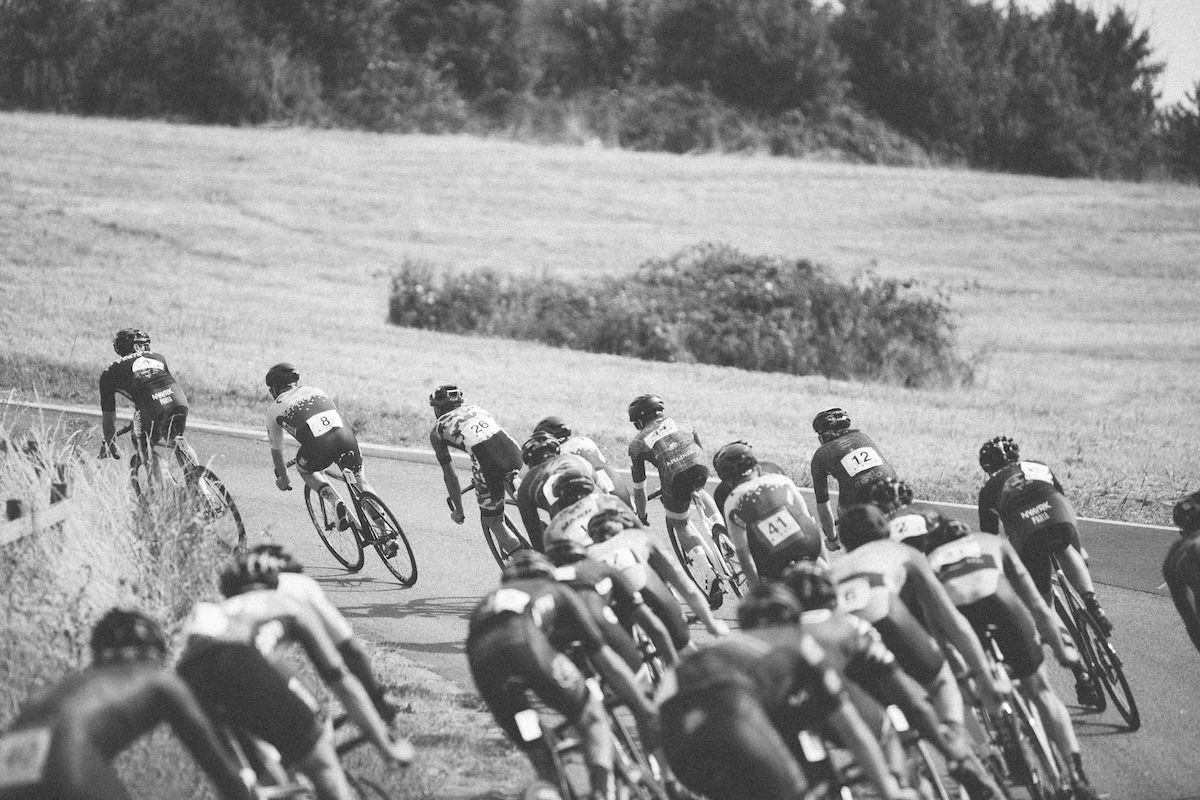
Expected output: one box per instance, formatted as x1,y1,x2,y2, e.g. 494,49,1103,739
553,469,596,506
521,432,561,467
867,477,915,514
781,561,838,612
587,507,642,543
925,516,971,552
113,328,151,356
713,440,758,484
545,537,589,566
838,504,891,551
737,582,802,630
90,607,167,663
429,384,464,415
533,416,572,441
978,436,1020,473
218,551,282,598
249,542,304,574
812,407,851,438
1173,490,1200,533
627,394,665,426
501,549,557,582
265,362,300,395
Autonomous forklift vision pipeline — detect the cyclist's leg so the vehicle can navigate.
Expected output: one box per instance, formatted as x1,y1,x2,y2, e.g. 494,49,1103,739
296,728,356,800
476,458,524,555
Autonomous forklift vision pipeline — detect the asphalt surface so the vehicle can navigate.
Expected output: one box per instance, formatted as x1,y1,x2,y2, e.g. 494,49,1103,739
8,413,1200,799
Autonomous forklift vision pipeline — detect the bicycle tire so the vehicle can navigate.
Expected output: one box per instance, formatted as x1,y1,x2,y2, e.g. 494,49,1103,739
1071,602,1140,730
187,465,246,552
607,706,669,800
358,492,419,587
1013,689,1071,799
305,485,366,572
348,774,392,800
1051,591,1107,714
665,523,706,594
483,513,531,569
710,525,747,599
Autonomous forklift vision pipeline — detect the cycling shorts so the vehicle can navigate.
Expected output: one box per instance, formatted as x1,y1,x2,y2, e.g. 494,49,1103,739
660,463,710,516
470,435,522,516
177,643,324,766
872,607,946,687
662,684,807,800
758,538,822,582
135,403,188,445
1007,521,1079,596
296,427,362,476
467,622,590,750
956,586,1043,680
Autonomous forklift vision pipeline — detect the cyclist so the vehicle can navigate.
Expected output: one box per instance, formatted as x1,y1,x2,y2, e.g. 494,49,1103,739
1163,489,1200,656
809,407,898,552
976,436,1113,635
626,393,723,607
659,584,916,800
515,432,607,549
429,384,526,559
98,327,195,469
923,518,1099,800
264,363,398,556
177,553,412,800
540,468,636,553
833,504,1004,767
0,607,251,800
781,562,1001,800
466,550,660,800
714,440,825,589
864,476,946,553
533,415,631,504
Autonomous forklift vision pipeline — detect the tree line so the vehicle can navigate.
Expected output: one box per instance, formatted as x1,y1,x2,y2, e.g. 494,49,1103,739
2,0,1198,180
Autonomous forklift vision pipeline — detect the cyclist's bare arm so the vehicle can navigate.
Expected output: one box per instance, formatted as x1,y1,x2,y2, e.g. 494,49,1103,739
1001,539,1074,664
629,455,649,521
646,546,728,637
158,675,254,800
270,447,291,491
430,430,465,522
826,698,918,800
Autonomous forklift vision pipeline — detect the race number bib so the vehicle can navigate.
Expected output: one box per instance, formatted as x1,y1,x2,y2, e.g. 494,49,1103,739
888,514,929,543
1019,462,1054,485
642,418,679,448
489,588,532,615
306,409,343,437
756,507,802,546
927,539,983,572
459,408,499,448
0,727,52,789
837,576,874,612
131,355,166,374
840,446,883,477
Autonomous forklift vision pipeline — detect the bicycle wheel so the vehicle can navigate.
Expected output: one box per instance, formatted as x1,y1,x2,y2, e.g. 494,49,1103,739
1052,592,1107,713
1010,690,1071,799
186,466,246,552
305,485,366,571
607,706,669,800
348,774,392,800
665,523,707,594
358,492,418,588
710,524,747,599
1071,603,1140,730
483,513,531,568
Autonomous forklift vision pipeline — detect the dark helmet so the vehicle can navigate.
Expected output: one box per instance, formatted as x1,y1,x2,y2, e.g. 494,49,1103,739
587,507,642,543
264,362,300,395
249,542,304,574
925,516,972,552
1174,490,1200,533
713,440,758,484
812,407,851,438
737,582,802,630
113,328,151,356
553,469,596,506
839,504,891,551
90,607,167,663
501,549,557,582
533,416,572,441
545,537,589,566
867,477,915,514
781,561,838,612
627,394,665,426
218,551,281,598
521,432,561,467
978,436,1020,473
429,384,464,415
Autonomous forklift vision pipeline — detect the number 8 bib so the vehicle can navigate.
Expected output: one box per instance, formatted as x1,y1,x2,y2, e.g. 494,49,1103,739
306,409,343,437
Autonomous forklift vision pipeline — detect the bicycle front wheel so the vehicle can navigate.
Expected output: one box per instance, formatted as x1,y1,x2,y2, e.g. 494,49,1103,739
305,486,365,572
1072,604,1140,730
187,466,246,552
359,493,418,587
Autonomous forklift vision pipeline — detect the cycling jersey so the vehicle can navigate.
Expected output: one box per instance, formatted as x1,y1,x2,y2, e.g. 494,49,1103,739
885,508,943,552
277,571,354,644
724,473,821,579
628,417,708,515
541,491,634,551
266,385,361,474
588,528,692,650
99,350,189,443
431,403,522,514
809,430,896,508
560,434,608,470
713,461,784,523
515,452,599,545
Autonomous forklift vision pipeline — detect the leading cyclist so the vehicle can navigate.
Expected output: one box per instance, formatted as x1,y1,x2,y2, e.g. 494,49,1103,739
1163,490,1200,656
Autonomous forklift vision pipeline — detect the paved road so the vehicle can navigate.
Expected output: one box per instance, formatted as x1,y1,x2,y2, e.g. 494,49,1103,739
9,413,1200,799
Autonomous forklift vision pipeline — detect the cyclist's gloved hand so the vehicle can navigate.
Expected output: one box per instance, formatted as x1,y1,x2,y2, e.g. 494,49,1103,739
637,513,650,527
824,534,842,552
99,440,121,460
385,736,415,767
275,473,291,491
445,496,465,524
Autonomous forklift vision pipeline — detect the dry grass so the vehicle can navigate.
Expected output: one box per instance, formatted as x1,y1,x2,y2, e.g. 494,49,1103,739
2,111,1199,523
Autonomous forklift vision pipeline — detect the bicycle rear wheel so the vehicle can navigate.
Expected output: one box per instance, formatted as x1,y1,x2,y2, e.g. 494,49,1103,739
305,485,366,572
710,524,747,599
483,513,531,568
1071,602,1140,730
1052,591,1107,713
665,522,706,594
1010,690,1071,799
186,466,246,552
358,492,418,587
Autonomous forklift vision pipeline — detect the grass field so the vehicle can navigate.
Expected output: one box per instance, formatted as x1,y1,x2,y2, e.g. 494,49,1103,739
2,111,1199,523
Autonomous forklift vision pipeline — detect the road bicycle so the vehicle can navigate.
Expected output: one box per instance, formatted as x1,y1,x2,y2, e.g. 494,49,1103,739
117,422,245,551
454,475,531,568
1048,554,1140,731
289,460,417,588
648,486,746,603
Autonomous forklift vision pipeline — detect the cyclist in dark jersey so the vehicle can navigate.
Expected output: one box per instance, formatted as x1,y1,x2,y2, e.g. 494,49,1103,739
809,408,898,551
0,608,251,800
429,385,526,558
466,550,659,800
1163,490,1200,656
177,553,412,800
516,432,607,549
98,328,193,466
534,416,631,505
865,476,946,553
714,440,825,588
541,469,636,552
976,436,1112,635
660,584,916,800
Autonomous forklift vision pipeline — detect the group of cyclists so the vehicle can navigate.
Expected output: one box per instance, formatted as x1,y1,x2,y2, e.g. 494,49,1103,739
4,326,1194,798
